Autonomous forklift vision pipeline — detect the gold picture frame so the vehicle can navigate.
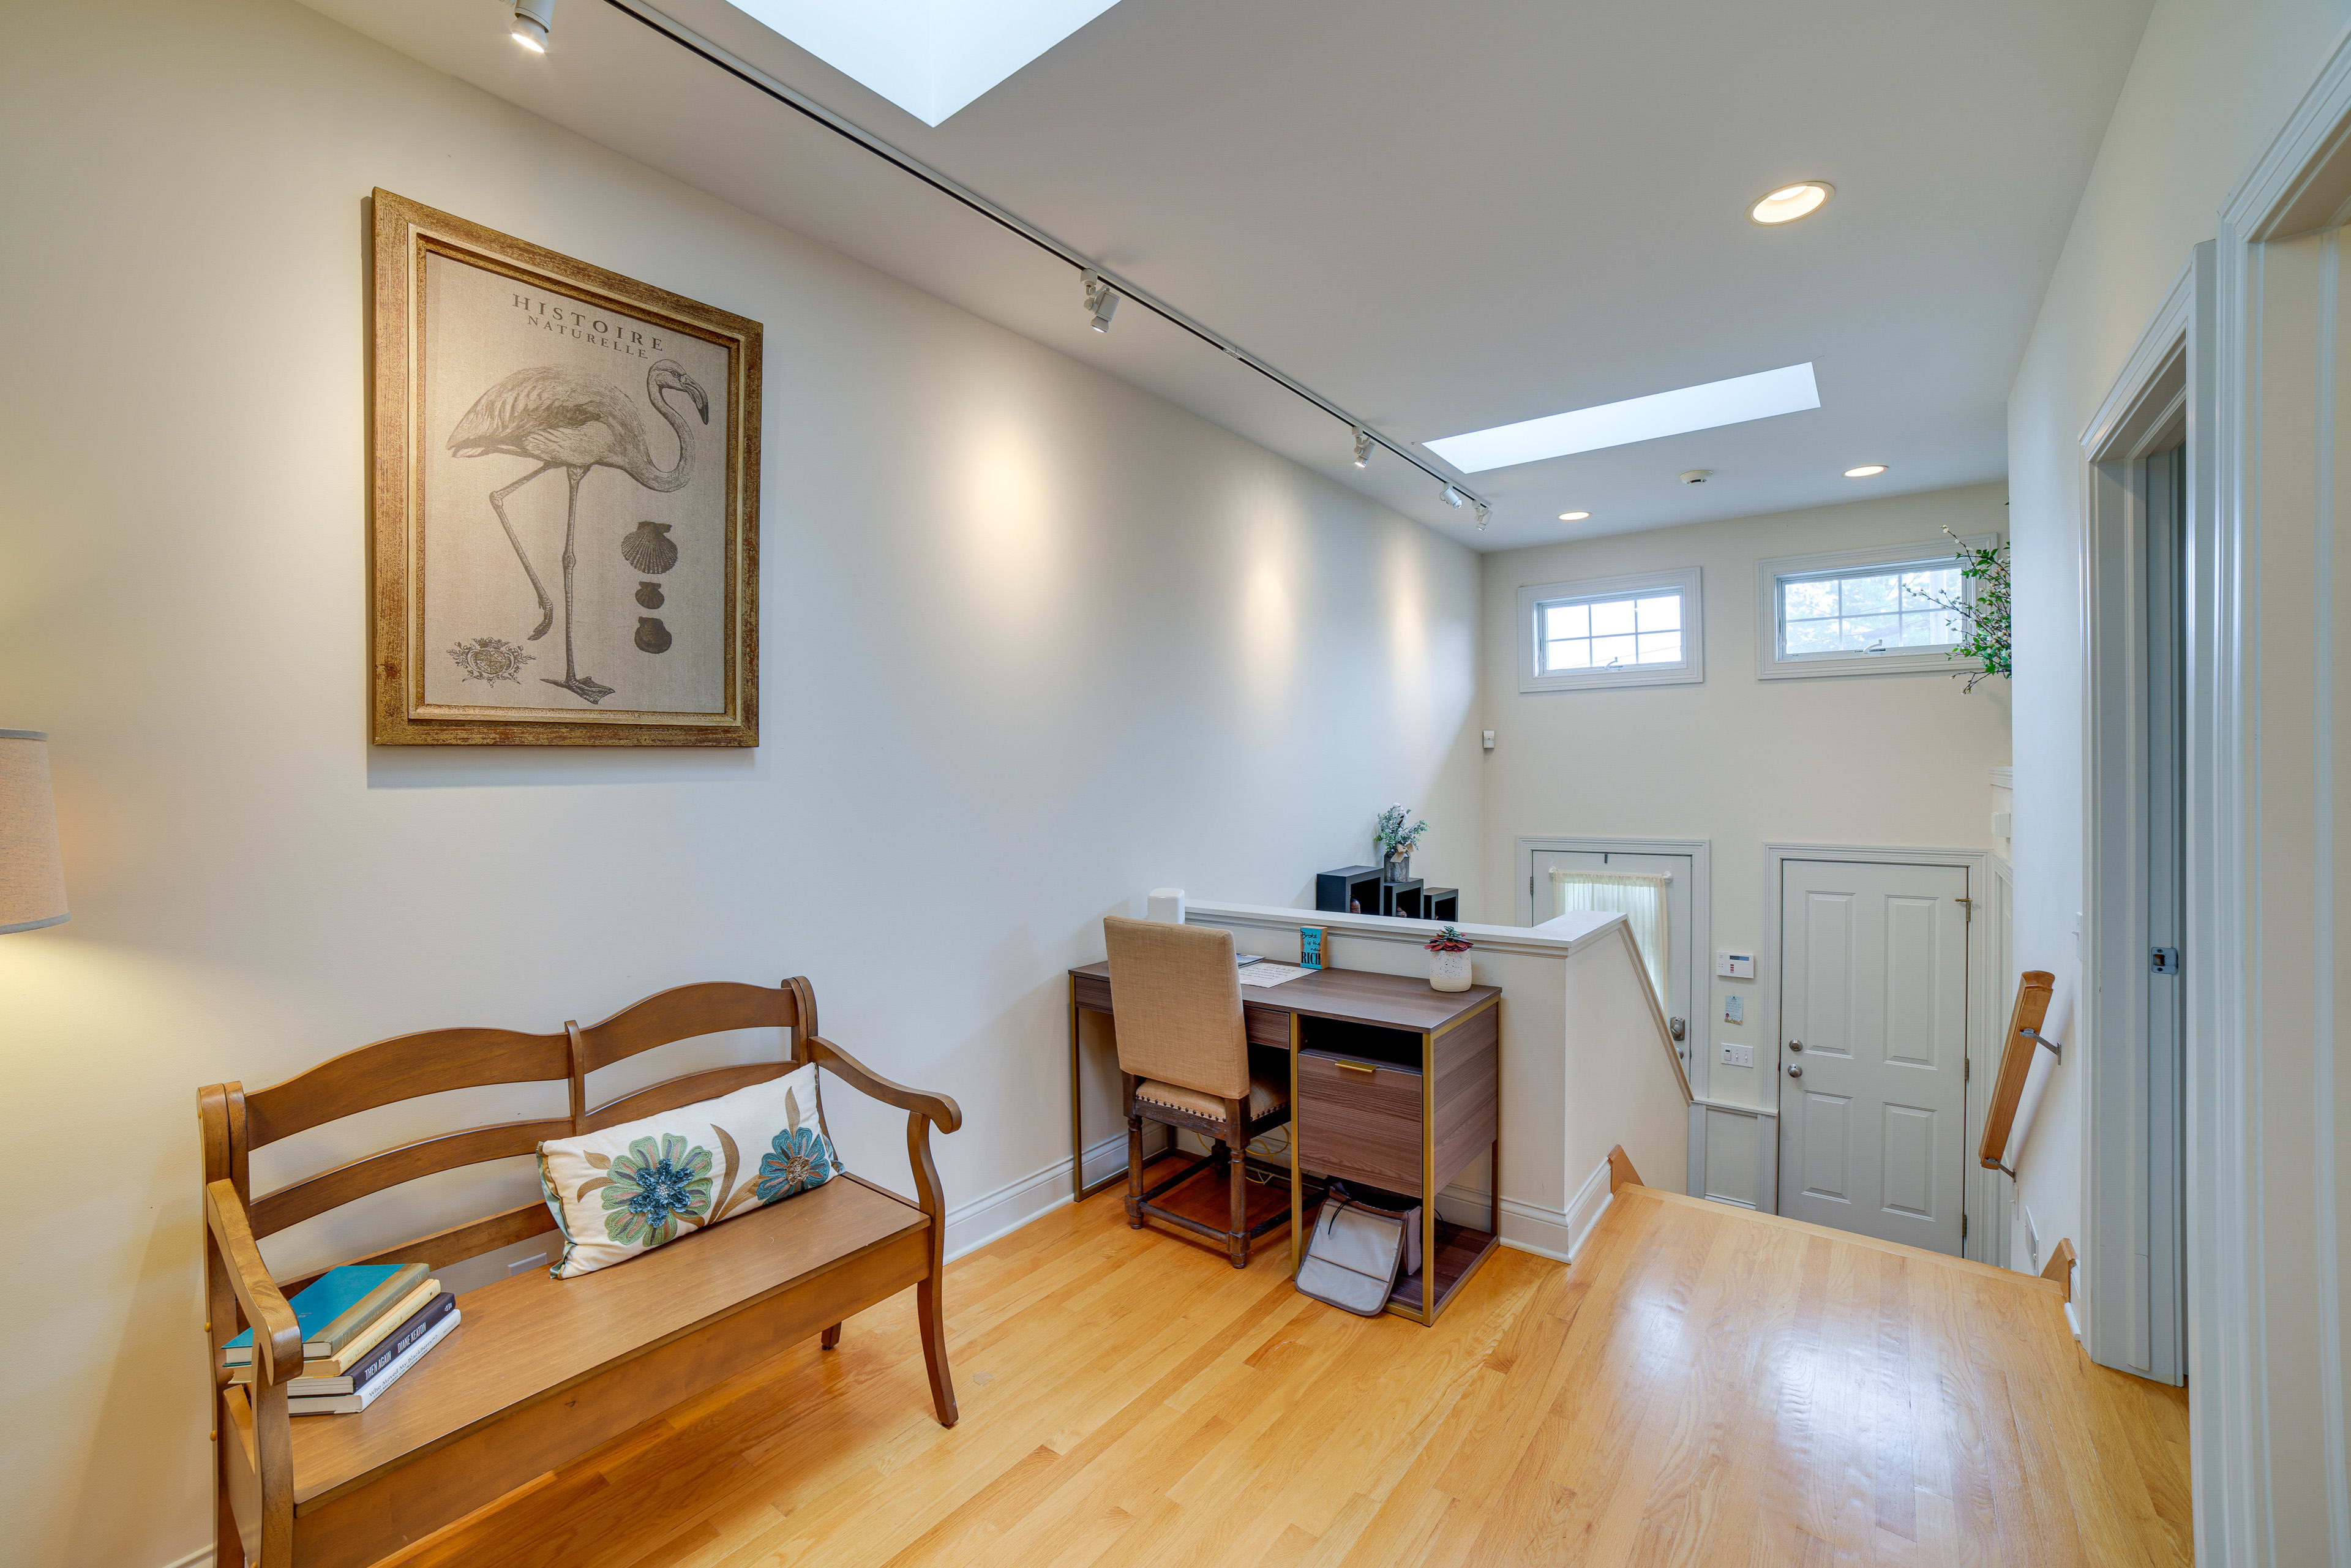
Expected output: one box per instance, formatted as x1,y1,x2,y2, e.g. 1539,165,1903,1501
370,189,761,746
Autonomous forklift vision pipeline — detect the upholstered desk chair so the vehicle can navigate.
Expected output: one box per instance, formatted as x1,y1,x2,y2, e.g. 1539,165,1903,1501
1103,915,1294,1268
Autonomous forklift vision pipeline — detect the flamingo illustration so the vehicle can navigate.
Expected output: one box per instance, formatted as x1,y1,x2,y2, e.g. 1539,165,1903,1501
447,358,710,703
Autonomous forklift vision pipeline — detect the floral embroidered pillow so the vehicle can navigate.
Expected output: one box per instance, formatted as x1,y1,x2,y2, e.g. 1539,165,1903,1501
536,1064,842,1279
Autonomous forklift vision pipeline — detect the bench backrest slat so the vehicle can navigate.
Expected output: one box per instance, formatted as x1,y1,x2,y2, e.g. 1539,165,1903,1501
275,1201,560,1299
245,1026,571,1148
250,1119,577,1239
570,981,803,1075
583,1062,796,1134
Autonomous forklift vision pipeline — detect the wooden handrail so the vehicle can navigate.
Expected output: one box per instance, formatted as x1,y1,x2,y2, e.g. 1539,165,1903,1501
2041,1237,2078,1301
1978,970,2057,1176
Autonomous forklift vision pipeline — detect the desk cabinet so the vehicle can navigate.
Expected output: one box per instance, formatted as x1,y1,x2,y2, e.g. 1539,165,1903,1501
1289,999,1499,1324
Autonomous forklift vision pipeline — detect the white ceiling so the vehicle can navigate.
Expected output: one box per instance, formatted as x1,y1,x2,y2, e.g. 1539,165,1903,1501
301,0,2151,548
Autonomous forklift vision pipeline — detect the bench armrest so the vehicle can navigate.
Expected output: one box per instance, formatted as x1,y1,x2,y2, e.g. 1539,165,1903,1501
810,1037,962,1133
204,1178,304,1388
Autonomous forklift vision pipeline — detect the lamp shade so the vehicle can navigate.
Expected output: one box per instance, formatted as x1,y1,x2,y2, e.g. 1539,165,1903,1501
0,730,68,934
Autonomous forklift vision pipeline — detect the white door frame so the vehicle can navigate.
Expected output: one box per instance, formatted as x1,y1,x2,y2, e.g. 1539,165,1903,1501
2193,29,2351,1559
2080,271,2193,1387
1515,833,1712,1086
1986,851,2016,1272
1762,842,1998,1262
1517,835,1755,1205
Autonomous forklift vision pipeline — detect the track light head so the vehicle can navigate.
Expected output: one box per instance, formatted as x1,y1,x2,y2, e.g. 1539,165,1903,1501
1474,502,1490,531
1441,484,1465,509
1352,429,1373,468
1082,271,1119,334
511,0,554,51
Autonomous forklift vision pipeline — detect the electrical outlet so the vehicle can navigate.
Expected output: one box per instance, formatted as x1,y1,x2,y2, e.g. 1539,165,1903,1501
1722,994,1744,1024
1720,1042,1753,1068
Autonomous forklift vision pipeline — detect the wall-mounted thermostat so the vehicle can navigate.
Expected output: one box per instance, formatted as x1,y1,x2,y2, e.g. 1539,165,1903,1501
1722,994,1744,1024
1715,950,1755,980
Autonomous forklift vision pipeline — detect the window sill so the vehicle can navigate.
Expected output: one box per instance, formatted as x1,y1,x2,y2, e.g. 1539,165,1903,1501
1757,652,1984,681
1520,664,1705,695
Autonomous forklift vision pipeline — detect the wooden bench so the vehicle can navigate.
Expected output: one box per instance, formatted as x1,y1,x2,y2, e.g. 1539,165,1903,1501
199,978,961,1568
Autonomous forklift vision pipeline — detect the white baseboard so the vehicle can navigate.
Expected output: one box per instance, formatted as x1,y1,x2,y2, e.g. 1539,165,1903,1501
1561,1153,1616,1261
157,1547,211,1568
1432,1152,1617,1267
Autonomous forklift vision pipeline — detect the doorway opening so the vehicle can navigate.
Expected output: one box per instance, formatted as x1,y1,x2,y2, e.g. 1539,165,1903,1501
2085,332,2191,1386
1516,836,1709,1084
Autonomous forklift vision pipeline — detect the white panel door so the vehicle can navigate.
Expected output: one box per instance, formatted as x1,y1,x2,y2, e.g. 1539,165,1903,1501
1778,858,1970,1253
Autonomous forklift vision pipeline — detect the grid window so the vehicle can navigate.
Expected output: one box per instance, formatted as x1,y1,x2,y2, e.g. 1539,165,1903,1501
1777,563,1964,659
1541,592,1684,674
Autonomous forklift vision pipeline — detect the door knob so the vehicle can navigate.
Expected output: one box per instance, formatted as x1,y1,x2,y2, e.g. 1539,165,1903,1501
1669,1016,1686,1041
1786,1064,1803,1078
1787,1039,1804,1051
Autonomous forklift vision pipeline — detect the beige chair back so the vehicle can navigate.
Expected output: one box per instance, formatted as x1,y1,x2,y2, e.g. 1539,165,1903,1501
1103,916,1249,1098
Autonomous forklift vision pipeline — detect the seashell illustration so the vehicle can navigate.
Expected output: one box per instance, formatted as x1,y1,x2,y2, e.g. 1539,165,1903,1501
634,617,673,654
635,580,665,609
621,520,678,575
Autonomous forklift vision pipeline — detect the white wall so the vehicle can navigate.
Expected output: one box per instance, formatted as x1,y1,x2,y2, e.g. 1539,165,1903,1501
1479,485,2013,1139
2004,0,2348,1356
0,3,1484,1564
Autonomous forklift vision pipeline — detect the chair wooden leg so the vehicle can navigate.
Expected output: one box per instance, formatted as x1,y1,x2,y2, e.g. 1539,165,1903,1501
820,1322,842,1349
1226,1101,1250,1269
916,1270,958,1426
1122,1075,1146,1228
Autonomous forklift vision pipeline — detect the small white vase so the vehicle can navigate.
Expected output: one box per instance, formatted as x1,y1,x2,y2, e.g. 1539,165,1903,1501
1429,949,1472,992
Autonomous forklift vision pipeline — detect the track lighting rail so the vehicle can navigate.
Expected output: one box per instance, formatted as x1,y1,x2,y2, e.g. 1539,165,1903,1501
596,0,1492,519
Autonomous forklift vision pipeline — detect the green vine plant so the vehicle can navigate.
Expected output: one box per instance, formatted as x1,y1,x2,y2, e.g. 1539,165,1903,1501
1903,529,2011,694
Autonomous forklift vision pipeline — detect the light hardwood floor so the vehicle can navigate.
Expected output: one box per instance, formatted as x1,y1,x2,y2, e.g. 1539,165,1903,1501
400,1179,2191,1567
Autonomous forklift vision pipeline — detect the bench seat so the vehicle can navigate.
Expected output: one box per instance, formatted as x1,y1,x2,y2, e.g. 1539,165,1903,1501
224,1174,931,1568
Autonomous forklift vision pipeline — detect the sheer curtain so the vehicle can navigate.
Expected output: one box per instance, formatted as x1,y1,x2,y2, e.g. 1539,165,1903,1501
1550,870,1670,1008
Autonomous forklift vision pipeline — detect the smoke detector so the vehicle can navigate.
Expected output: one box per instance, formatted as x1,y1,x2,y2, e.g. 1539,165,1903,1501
1679,468,1713,486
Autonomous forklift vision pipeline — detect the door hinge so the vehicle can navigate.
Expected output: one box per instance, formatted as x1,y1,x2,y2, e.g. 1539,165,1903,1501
1530,874,1535,899
2151,946,2181,975
1965,1056,1971,1082
1963,1214,1969,1241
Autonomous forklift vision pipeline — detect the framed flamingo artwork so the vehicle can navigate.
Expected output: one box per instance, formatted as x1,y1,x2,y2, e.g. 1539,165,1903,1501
369,189,761,745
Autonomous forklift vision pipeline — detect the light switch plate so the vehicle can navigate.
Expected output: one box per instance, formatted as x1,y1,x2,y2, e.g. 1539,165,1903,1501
1715,950,1755,980
1722,994,1744,1024
1720,1042,1753,1068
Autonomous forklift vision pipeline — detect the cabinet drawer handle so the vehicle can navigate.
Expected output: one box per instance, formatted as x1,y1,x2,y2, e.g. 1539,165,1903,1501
1334,1060,1380,1076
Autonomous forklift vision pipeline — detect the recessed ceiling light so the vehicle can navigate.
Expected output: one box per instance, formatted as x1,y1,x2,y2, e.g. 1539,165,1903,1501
1426,364,1820,474
1844,464,1888,478
1750,181,1833,225
1558,511,1591,522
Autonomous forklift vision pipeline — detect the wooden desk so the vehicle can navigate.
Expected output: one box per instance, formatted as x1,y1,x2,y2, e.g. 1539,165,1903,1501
1068,961,1501,1325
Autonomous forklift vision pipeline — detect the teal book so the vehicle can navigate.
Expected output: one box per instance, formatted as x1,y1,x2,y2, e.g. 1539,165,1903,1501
221,1262,428,1365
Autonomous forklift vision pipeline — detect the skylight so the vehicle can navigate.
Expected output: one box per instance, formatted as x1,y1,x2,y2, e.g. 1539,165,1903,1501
724,0,1127,126
1425,364,1822,475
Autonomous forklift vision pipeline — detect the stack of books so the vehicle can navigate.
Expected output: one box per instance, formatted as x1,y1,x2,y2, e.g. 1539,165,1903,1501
223,1261,459,1415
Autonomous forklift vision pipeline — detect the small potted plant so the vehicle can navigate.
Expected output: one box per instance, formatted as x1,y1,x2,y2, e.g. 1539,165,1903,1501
1374,805,1428,882
1425,925,1474,992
